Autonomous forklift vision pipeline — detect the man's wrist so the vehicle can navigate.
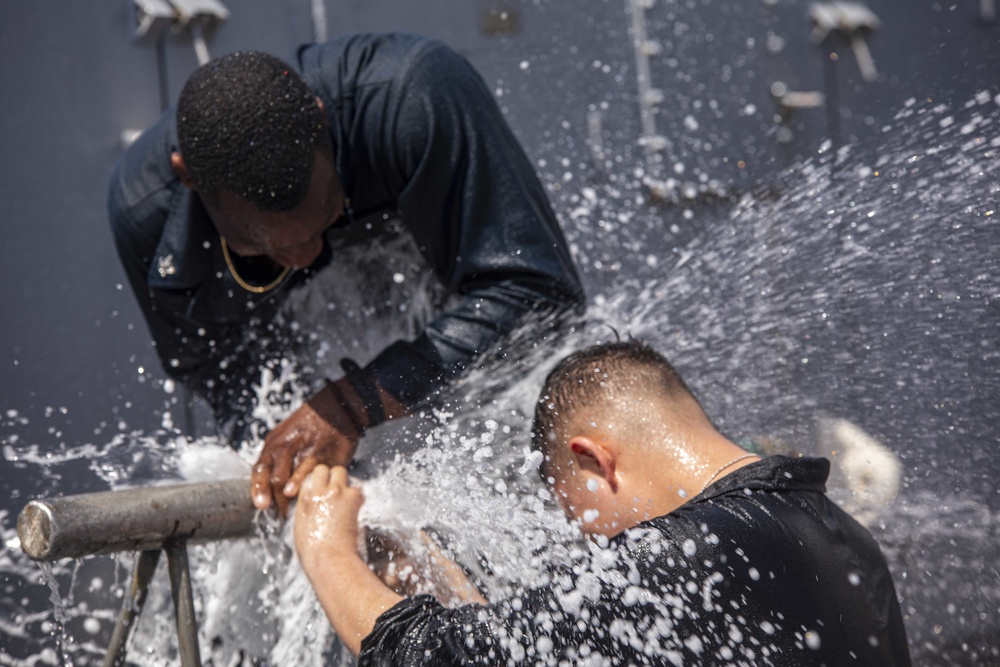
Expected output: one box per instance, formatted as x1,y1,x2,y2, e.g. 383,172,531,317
340,359,385,427
301,538,362,576
327,380,367,435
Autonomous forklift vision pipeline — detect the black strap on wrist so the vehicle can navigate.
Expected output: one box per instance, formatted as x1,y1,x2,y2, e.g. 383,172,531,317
340,358,385,428
327,380,366,437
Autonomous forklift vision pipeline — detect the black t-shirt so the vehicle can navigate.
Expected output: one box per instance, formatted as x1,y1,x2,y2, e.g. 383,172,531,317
359,456,911,666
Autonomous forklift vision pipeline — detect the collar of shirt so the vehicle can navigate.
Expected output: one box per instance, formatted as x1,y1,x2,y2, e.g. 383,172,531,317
693,455,831,503
147,185,217,291
146,116,216,291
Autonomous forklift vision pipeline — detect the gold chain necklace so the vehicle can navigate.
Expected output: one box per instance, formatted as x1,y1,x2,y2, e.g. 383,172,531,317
220,236,291,294
701,454,758,493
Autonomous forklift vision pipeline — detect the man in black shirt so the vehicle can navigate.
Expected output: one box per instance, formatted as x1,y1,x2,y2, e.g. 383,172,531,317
294,341,911,665
107,34,583,514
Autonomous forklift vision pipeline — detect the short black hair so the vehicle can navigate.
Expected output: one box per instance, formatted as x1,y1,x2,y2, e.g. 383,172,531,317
531,340,700,453
175,50,330,211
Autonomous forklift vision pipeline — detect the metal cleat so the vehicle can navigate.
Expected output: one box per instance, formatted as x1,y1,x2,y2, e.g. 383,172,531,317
167,0,229,63
131,0,176,43
167,0,230,26
771,81,825,117
809,2,881,82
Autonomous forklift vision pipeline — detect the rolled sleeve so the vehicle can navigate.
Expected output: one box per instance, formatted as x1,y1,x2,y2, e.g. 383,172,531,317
363,40,584,410
358,595,498,667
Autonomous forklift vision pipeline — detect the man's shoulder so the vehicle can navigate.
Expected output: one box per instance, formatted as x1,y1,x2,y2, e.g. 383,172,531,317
297,33,452,92
108,107,179,226
322,32,447,57
617,466,820,561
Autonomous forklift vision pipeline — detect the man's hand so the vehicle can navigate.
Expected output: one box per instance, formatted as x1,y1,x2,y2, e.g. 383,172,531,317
292,465,404,655
294,464,363,568
252,380,362,515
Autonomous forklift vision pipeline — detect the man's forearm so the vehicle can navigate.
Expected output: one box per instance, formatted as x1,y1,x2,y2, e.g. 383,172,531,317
368,278,581,408
302,549,404,655
416,531,488,607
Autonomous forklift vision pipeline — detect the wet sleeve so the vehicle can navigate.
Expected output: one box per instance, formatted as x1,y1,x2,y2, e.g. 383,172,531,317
107,166,261,427
357,581,613,666
363,42,584,410
358,595,501,667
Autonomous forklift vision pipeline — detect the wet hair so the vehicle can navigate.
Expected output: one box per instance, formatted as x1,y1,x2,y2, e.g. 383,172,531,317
531,340,702,454
175,50,330,211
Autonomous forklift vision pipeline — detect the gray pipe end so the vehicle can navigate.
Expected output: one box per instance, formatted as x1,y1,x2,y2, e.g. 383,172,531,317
17,501,55,561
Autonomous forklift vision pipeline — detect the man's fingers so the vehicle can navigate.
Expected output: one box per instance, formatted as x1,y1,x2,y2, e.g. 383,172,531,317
251,455,274,510
271,447,294,495
329,465,349,487
252,397,360,514
288,432,354,497
285,457,319,497
300,463,330,496
274,488,290,518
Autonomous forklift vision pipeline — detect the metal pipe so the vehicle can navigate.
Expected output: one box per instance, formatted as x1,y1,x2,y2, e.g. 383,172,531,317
626,0,668,159
17,479,255,561
189,20,211,66
310,0,328,43
167,542,202,667
103,550,162,667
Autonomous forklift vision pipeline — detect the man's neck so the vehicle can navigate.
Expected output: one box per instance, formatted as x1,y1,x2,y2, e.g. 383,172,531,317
624,431,756,520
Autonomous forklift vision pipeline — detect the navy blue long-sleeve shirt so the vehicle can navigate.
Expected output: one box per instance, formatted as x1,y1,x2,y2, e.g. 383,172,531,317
107,33,583,424
359,457,911,666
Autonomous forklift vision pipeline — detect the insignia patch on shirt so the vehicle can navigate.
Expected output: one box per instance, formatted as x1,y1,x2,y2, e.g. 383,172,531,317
158,254,176,277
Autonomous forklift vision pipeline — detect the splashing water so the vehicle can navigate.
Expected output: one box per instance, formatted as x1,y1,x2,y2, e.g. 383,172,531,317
2,91,998,665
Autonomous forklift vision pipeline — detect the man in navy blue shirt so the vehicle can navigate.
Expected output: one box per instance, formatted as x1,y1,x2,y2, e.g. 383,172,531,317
108,34,583,514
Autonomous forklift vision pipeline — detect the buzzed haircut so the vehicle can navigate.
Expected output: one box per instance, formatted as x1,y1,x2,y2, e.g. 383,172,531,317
531,340,701,453
175,50,330,211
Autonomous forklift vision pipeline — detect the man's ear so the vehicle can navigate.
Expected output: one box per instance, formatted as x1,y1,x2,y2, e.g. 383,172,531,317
170,152,198,190
569,436,618,492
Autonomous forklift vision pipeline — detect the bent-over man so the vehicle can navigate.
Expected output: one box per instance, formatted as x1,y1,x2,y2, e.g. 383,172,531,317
108,33,583,514
295,340,911,665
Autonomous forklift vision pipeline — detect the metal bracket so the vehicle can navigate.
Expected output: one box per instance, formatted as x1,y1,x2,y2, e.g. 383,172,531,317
128,0,229,64
101,544,201,667
771,81,825,117
103,550,161,667
768,81,825,143
626,0,674,198
809,2,881,82
19,480,253,667
131,0,176,44
168,0,230,27
166,542,202,667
